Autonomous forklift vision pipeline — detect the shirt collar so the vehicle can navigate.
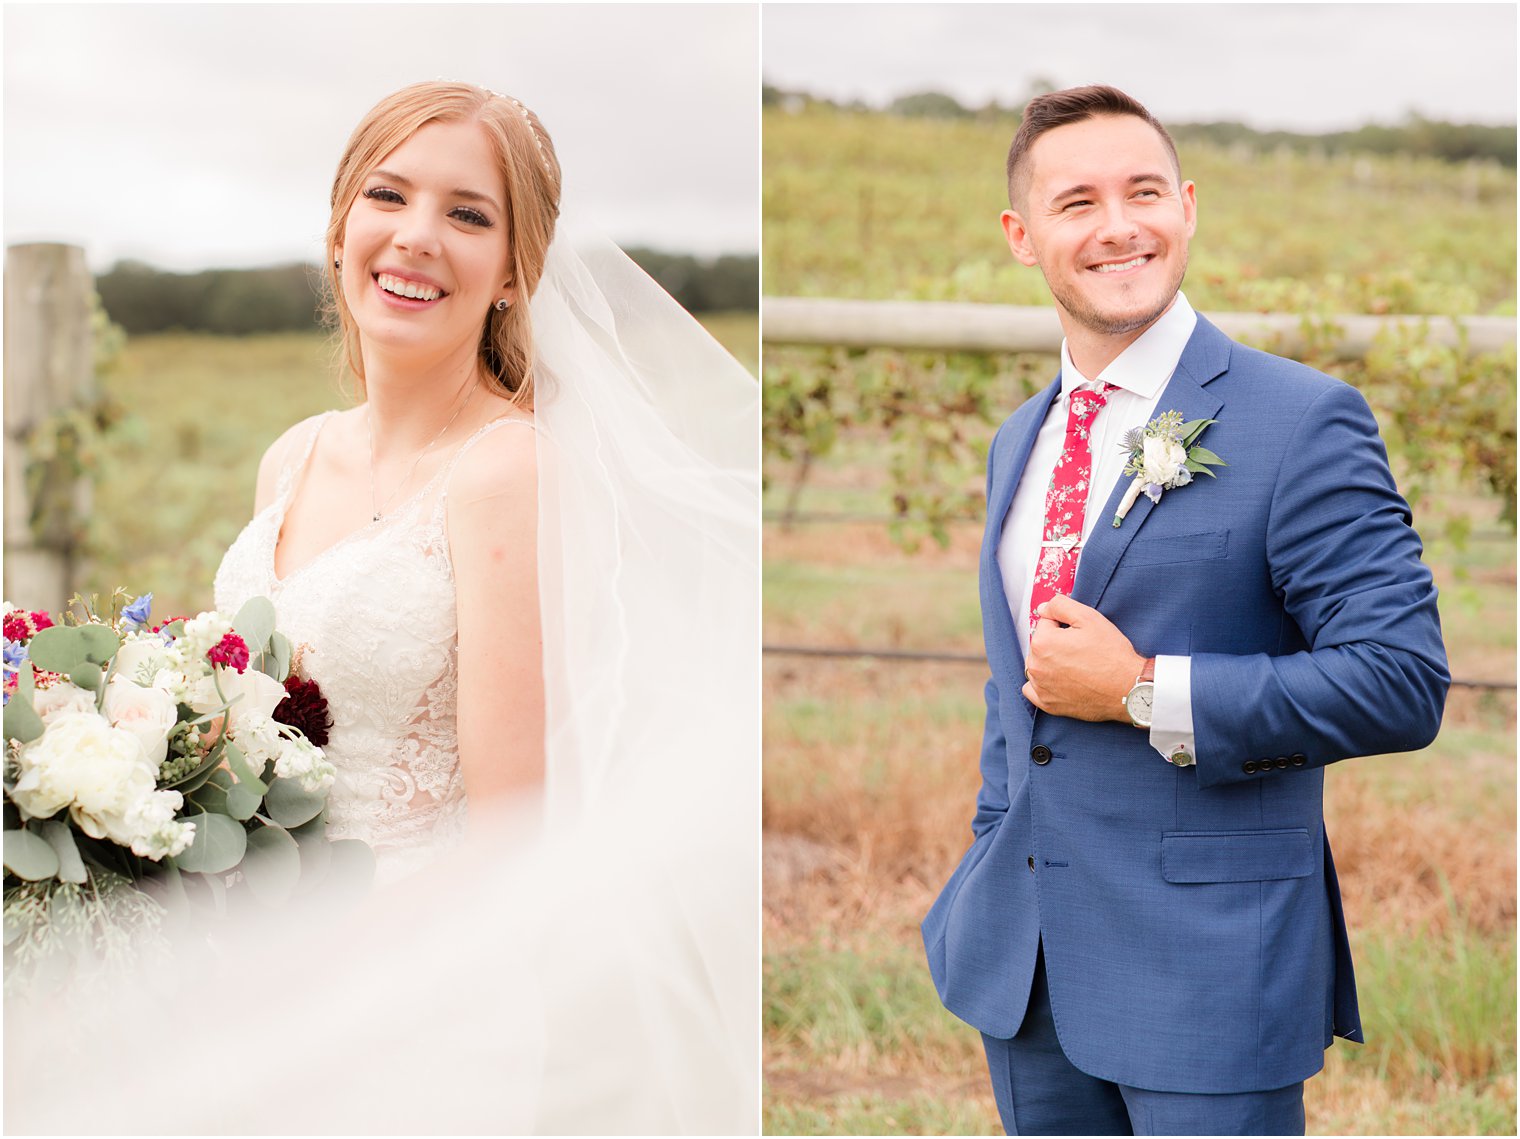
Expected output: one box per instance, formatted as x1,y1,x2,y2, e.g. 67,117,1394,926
1059,292,1198,399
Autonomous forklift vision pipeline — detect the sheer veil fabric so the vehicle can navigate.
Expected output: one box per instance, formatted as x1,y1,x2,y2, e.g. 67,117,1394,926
4,229,760,1135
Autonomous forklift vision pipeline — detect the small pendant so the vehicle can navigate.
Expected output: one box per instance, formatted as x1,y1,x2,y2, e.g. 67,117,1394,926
372,512,382,522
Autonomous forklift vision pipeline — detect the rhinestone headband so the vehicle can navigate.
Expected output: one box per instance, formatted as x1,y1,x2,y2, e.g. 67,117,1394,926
482,87,553,175
426,80,554,176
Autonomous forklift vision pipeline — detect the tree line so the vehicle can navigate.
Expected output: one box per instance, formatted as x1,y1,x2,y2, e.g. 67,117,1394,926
762,85,1517,167
95,249,759,336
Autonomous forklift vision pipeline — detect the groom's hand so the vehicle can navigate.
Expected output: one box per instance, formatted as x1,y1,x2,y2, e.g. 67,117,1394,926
1023,595,1145,724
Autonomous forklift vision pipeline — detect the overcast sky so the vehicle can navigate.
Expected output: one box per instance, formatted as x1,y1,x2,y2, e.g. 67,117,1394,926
4,4,759,272
764,3,1517,132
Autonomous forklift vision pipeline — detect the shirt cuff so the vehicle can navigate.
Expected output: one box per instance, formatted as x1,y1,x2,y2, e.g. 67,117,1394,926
1149,655,1195,764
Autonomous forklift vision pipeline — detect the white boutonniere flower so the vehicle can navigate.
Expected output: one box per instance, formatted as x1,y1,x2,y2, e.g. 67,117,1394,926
1113,410,1226,527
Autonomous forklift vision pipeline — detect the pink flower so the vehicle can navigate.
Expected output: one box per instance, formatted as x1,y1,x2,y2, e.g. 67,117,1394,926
206,632,250,674
3,610,52,643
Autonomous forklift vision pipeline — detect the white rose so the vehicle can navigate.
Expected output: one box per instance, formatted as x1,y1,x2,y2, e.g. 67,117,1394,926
219,667,287,732
10,713,157,842
1141,435,1188,485
112,635,173,687
102,675,179,770
32,682,99,726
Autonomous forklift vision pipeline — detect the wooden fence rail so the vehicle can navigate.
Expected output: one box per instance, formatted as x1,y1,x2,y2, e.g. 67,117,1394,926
762,297,1516,360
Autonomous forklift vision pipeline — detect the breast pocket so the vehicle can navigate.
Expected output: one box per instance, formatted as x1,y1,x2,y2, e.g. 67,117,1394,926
1124,528,1230,568
1161,828,1313,883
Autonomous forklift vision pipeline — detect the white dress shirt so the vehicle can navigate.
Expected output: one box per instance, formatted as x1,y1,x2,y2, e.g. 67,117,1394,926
997,293,1197,762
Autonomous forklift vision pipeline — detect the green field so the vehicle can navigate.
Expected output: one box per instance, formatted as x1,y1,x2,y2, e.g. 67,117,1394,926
765,107,1516,315
763,108,1516,1136
78,311,756,618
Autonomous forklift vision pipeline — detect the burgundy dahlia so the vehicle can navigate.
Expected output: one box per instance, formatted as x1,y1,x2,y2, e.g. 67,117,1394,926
274,675,332,748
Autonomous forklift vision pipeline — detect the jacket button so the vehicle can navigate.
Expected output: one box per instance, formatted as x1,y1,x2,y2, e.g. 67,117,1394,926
1242,760,1258,774
1274,756,1289,769
1290,753,1307,767
1031,745,1052,765
1028,855,1035,872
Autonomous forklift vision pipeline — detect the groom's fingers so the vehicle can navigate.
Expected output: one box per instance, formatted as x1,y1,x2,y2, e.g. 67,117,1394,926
1037,593,1091,628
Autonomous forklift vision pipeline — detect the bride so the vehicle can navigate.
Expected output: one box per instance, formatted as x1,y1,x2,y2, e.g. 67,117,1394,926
214,82,555,882
6,82,759,1134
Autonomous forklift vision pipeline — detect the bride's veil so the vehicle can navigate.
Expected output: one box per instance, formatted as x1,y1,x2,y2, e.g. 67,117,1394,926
4,230,760,1135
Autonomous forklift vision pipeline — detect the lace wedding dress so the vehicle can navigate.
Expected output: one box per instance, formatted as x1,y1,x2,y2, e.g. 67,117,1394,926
6,233,759,1134
213,410,532,884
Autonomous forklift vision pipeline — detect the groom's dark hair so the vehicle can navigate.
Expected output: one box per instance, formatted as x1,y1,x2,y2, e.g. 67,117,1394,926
1006,85,1181,210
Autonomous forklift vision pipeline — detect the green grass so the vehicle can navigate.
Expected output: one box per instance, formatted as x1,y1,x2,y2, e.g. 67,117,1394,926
764,108,1517,315
87,331,339,616
80,313,756,618
765,1091,1001,1136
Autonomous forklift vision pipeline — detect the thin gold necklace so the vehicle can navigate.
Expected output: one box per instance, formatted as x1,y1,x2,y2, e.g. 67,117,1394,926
367,382,476,521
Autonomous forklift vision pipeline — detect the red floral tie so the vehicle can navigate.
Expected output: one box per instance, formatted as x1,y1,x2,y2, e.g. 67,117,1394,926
1029,383,1116,639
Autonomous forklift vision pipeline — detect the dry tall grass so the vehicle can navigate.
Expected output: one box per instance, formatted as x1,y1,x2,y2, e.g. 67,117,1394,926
764,514,1516,1135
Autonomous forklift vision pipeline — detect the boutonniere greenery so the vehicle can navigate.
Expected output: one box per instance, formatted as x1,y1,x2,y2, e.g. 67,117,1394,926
1112,410,1226,527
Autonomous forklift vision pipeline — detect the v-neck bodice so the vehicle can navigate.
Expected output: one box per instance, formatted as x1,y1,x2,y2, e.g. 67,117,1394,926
214,411,533,882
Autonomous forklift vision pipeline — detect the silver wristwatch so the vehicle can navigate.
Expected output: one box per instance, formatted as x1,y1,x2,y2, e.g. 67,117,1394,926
1122,658,1156,729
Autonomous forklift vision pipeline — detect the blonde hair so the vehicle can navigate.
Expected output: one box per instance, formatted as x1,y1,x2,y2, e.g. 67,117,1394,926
323,81,562,407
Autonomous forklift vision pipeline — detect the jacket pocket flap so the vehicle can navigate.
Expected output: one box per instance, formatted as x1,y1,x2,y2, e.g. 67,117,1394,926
1161,828,1313,883
1126,528,1229,567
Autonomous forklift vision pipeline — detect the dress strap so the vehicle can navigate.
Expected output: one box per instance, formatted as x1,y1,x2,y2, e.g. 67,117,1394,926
436,415,536,499
273,411,338,509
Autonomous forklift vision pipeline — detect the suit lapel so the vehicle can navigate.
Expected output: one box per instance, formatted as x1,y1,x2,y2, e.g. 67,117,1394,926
1072,317,1232,610
984,378,1060,702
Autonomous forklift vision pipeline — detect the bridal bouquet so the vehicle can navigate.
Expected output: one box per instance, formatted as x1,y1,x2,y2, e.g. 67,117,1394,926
3,590,363,990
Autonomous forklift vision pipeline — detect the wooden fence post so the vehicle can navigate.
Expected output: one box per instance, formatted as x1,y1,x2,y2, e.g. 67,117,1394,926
3,243,95,613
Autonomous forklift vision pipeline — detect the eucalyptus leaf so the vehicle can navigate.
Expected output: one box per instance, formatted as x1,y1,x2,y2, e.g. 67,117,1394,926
4,828,60,881
40,820,87,884
264,776,327,829
293,825,332,889
240,825,302,907
328,839,377,896
17,660,36,700
226,782,263,822
78,623,122,665
71,661,104,692
3,690,45,745
174,811,247,875
223,742,268,795
188,781,231,816
179,867,227,918
233,597,277,656
263,631,293,683
26,627,87,673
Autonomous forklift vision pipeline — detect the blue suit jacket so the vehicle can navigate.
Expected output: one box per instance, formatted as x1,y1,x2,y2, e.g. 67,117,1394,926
922,315,1449,1095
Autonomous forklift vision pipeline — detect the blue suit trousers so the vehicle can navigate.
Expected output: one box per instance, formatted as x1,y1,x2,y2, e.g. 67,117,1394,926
982,944,1306,1136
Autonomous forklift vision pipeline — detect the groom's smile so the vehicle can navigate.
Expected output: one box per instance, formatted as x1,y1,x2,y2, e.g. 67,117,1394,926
1001,113,1197,373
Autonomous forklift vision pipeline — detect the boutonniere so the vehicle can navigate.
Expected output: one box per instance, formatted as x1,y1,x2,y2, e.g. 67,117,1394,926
1112,410,1226,527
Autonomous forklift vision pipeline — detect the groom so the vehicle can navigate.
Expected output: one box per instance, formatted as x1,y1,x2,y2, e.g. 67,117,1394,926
921,85,1449,1135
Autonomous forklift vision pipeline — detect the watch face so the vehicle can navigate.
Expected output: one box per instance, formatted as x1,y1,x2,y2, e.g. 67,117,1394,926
1126,682,1154,727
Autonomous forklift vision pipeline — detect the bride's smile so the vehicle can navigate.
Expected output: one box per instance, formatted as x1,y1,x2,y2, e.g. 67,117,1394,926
336,118,513,361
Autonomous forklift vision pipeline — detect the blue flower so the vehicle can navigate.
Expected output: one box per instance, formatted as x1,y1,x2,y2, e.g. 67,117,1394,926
1172,468,1193,487
1143,482,1165,503
3,637,27,669
122,593,153,627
